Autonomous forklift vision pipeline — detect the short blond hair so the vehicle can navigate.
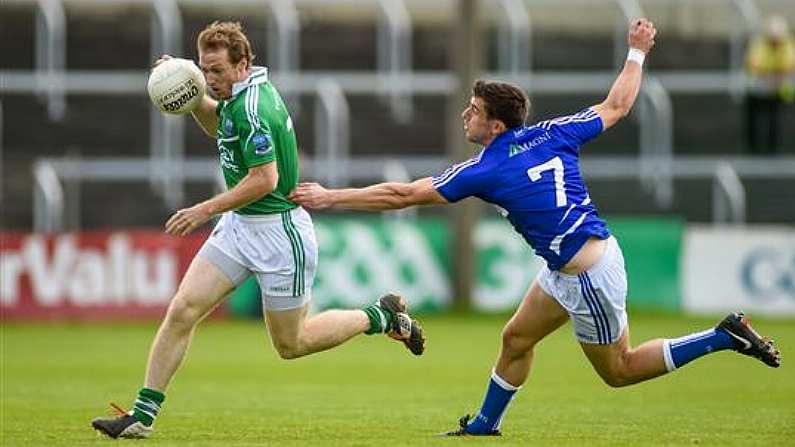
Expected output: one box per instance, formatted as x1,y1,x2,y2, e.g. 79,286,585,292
197,21,255,67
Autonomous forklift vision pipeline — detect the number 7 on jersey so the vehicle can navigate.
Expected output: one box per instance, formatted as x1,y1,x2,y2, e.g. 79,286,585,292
526,156,567,207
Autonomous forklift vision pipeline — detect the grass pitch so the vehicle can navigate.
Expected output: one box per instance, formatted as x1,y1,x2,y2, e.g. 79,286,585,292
2,312,793,446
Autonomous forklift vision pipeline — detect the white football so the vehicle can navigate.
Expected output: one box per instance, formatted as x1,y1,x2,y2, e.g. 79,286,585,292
147,58,206,115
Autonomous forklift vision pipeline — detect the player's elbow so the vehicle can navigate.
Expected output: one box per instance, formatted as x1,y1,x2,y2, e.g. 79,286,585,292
617,104,633,118
264,175,279,193
607,102,633,119
598,103,632,130
250,170,278,196
248,180,276,201
389,183,418,209
393,179,439,209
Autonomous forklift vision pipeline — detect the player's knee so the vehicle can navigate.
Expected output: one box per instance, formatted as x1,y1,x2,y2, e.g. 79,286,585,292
602,373,632,388
599,364,633,388
501,326,536,357
272,338,305,360
165,296,203,329
275,348,301,360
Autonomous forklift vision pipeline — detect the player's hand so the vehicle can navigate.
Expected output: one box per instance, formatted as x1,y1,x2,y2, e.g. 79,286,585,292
165,204,212,236
289,182,333,209
628,18,656,53
152,54,174,69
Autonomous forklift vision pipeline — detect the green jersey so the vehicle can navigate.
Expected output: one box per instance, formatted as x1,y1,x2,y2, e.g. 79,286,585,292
215,67,299,215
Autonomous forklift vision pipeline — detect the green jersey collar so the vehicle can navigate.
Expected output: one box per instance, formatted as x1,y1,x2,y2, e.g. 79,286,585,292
230,66,269,98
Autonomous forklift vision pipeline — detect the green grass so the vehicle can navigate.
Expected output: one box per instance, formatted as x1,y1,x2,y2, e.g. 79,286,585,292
2,313,794,446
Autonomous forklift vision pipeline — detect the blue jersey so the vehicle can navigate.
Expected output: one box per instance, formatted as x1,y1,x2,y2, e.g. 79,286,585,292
432,107,610,271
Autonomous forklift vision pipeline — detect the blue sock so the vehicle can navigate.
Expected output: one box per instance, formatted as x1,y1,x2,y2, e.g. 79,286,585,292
465,370,519,434
662,328,735,371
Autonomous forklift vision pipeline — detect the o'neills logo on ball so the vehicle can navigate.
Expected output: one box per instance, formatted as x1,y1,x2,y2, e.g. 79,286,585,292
161,79,200,112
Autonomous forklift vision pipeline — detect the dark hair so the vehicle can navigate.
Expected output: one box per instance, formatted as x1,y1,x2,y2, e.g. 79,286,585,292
472,80,529,129
197,21,255,68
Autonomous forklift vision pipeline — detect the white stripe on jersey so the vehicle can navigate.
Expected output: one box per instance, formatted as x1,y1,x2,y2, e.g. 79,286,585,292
539,115,597,129
432,150,484,189
558,204,576,225
550,210,591,255
244,85,261,147
537,109,597,129
558,196,592,225
432,159,478,187
246,86,261,130
543,109,596,124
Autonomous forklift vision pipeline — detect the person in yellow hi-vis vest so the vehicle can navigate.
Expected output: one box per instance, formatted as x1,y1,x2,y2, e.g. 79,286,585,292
745,15,795,154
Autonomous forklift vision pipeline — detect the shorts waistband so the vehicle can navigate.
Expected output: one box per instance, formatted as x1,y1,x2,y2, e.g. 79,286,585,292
554,236,618,281
233,207,305,224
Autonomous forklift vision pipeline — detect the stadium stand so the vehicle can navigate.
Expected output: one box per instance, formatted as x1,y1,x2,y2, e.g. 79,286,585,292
2,0,794,230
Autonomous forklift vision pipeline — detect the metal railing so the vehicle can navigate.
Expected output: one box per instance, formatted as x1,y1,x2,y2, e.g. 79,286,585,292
11,0,791,231
0,101,4,205
35,0,66,121
638,76,674,208
496,70,674,208
32,155,792,231
31,157,220,232
496,0,531,76
642,0,760,102
5,68,680,213
728,0,761,101
518,0,642,69
376,0,414,123
33,161,64,233
713,161,746,224
613,0,644,68
149,0,185,210
265,0,301,113
314,80,350,188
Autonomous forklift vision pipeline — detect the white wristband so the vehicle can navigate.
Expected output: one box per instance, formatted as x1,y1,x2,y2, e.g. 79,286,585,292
627,48,646,66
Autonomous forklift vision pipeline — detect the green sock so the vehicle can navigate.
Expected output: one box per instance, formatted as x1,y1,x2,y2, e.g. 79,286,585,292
132,387,165,426
362,304,394,335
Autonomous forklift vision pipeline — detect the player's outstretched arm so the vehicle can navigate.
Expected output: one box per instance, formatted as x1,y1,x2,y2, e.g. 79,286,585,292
593,18,656,131
289,177,449,211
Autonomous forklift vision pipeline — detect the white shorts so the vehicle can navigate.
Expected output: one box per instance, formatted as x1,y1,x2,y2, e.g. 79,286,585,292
197,207,318,311
536,236,628,345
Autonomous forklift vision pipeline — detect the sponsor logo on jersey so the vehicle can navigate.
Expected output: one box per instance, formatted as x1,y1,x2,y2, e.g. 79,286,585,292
252,132,272,155
508,144,528,157
217,142,238,172
509,131,552,157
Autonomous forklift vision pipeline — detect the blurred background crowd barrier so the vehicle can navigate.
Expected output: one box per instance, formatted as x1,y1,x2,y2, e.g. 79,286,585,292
1,0,794,320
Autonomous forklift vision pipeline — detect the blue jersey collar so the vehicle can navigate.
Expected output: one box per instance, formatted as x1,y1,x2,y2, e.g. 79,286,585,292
488,126,524,149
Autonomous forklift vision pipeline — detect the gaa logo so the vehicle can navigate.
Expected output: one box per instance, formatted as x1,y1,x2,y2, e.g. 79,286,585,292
740,248,795,300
